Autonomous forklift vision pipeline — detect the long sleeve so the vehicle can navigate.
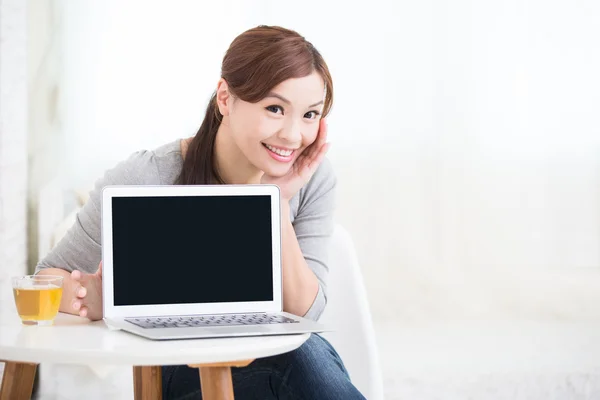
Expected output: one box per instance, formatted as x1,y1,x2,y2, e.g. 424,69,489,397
291,158,337,321
35,150,161,275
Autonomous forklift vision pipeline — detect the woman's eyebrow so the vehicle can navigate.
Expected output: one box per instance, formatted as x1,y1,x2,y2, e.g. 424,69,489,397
266,92,324,108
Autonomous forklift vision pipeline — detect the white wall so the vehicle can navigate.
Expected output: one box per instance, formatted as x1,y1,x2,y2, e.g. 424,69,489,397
27,0,67,272
59,0,600,321
0,0,27,282
0,0,27,382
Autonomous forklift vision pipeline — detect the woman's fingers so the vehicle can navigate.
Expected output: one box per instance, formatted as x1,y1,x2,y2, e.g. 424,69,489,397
315,142,330,164
72,294,90,318
310,119,328,155
319,118,328,146
301,119,326,160
71,269,81,281
69,269,99,319
306,119,329,163
306,138,330,167
73,299,89,317
305,143,330,174
314,139,329,161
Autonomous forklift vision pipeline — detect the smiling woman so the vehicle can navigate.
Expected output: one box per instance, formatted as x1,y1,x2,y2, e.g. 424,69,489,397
256,84,325,164
210,71,329,190
34,25,365,399
177,25,333,186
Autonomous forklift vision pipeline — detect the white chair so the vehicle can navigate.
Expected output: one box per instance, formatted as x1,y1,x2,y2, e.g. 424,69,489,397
320,224,385,400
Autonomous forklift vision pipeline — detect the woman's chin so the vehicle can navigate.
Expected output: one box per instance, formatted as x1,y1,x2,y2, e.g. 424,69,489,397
260,163,292,178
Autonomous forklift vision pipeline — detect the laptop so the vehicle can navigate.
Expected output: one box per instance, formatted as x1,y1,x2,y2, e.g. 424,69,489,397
100,184,327,340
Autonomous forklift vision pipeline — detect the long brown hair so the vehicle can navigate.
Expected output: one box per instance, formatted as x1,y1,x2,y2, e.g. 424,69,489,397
176,25,334,185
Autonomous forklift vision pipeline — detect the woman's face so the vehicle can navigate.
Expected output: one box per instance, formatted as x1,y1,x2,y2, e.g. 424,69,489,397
225,72,325,177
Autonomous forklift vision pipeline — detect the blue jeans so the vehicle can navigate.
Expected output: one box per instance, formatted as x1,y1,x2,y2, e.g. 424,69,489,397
161,334,366,400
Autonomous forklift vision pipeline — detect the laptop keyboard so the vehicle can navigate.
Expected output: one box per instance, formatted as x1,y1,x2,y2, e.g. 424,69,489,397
125,313,299,329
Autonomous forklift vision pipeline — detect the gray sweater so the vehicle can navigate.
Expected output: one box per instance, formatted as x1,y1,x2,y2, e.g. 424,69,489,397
35,139,336,321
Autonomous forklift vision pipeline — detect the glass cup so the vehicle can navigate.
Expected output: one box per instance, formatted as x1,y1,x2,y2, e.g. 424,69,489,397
11,275,64,326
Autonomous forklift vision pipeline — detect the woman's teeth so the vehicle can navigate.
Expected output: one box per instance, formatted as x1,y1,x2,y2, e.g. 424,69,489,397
264,144,293,157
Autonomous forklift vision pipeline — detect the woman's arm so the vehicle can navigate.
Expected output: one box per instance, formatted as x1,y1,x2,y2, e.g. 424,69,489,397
34,150,158,320
280,158,337,320
260,118,335,320
280,202,321,317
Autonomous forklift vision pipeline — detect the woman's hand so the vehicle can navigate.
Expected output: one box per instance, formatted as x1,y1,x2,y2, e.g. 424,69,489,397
261,118,330,202
71,261,103,321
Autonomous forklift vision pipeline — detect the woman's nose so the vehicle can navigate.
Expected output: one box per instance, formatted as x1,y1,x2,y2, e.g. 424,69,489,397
278,120,303,143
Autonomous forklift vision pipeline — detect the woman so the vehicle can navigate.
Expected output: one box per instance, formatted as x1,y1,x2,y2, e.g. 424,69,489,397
36,25,365,399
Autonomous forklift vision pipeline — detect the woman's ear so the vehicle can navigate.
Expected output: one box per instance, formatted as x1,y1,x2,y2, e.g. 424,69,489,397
216,78,231,116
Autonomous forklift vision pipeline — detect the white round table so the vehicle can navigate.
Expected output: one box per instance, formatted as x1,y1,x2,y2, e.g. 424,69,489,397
0,312,309,400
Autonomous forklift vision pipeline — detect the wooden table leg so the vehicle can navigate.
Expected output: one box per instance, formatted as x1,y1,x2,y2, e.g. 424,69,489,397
198,366,234,400
133,366,162,400
188,360,253,400
0,361,38,400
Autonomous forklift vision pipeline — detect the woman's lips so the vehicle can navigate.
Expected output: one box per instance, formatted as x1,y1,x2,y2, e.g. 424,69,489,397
262,143,295,163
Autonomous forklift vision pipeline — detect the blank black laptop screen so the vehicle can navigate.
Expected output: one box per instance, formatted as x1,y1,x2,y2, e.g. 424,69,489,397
110,195,274,306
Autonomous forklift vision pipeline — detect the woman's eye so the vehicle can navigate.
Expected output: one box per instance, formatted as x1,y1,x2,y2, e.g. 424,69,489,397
266,105,283,115
304,111,321,119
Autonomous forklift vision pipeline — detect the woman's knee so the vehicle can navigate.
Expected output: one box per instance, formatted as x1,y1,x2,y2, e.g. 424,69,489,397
289,334,350,378
262,334,364,399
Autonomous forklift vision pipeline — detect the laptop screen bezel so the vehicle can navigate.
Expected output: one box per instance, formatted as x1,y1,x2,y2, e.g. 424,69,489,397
101,184,282,318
